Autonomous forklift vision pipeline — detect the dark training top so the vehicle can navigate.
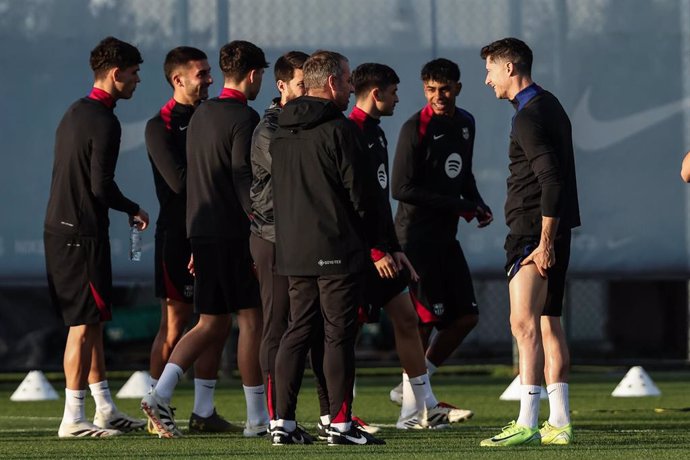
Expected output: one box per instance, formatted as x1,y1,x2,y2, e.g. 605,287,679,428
506,84,580,235
186,88,259,239
249,98,281,243
145,98,195,237
349,106,401,260
392,104,486,246
271,96,382,276
45,88,139,237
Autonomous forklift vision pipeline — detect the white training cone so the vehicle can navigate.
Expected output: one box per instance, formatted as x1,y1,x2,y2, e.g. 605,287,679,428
116,371,151,398
10,370,59,401
499,374,548,401
611,366,661,397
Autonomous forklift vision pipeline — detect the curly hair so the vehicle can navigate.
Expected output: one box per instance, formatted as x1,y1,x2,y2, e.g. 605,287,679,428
219,40,268,81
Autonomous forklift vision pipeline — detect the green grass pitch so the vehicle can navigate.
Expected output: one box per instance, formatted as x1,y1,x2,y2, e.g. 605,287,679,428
0,367,688,459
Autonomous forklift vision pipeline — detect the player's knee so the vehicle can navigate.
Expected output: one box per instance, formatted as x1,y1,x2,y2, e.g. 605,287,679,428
509,315,539,341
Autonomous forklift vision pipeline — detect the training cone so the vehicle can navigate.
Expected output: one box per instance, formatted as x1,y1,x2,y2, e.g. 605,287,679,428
10,370,59,401
116,371,151,398
499,374,548,401
611,366,661,397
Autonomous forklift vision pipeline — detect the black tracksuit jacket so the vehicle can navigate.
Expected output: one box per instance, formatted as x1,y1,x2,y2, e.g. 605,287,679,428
271,96,382,276
392,104,487,247
145,98,194,237
45,95,139,237
249,98,281,243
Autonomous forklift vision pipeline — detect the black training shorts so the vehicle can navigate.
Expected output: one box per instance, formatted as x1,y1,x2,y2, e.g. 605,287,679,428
405,239,479,329
44,231,113,326
191,237,260,314
359,264,410,323
504,230,571,316
154,231,194,303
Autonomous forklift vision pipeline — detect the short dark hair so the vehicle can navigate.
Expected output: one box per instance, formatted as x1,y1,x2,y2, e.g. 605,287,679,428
89,36,143,78
480,37,533,76
219,40,268,81
274,51,309,83
420,58,460,84
303,50,348,91
163,46,207,88
351,63,400,98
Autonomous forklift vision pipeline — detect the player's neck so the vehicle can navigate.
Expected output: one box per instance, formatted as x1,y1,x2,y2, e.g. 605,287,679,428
508,76,534,101
355,99,380,120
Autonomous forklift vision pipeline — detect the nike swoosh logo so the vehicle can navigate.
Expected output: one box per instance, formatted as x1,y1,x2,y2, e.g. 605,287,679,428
75,396,85,400
368,143,375,149
342,433,368,444
528,391,540,395
202,384,215,389
179,125,188,131
433,134,444,140
412,382,426,386
491,431,522,442
572,88,690,151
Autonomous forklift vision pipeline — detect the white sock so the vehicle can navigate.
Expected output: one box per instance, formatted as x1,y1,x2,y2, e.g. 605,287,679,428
89,380,116,414
149,377,158,392
400,373,417,419
243,384,269,427
156,363,184,402
277,418,296,431
425,357,438,376
547,382,570,427
516,385,542,428
409,372,438,410
193,378,216,418
320,415,331,426
63,389,86,424
331,421,351,432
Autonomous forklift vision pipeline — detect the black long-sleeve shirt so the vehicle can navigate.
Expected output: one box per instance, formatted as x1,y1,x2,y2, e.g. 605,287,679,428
349,106,401,257
45,89,139,237
507,85,580,235
186,88,259,239
392,104,485,246
145,98,194,237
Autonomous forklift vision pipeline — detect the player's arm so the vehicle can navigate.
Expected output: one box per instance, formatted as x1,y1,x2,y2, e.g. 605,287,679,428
251,119,274,175
681,151,690,182
145,117,186,194
515,115,562,276
231,113,260,216
458,121,493,227
90,117,147,228
391,120,477,213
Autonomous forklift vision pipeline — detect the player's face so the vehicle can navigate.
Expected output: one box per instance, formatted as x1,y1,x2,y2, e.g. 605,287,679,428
180,59,213,103
485,56,509,99
283,68,306,103
114,65,140,100
333,61,353,111
375,83,399,117
423,79,459,116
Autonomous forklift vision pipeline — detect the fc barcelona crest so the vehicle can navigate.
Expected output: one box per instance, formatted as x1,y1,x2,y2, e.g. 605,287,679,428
433,303,445,316
462,127,470,140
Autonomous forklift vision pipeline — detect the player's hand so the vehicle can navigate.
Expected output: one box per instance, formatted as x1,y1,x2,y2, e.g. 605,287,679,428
374,252,398,279
521,243,555,278
476,204,493,228
187,254,195,276
129,208,150,230
392,251,419,282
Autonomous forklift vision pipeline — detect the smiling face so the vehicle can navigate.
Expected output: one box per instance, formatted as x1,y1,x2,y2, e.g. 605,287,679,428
484,56,511,100
423,79,460,116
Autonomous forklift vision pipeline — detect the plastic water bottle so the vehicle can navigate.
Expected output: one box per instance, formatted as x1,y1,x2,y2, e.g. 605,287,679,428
129,226,142,261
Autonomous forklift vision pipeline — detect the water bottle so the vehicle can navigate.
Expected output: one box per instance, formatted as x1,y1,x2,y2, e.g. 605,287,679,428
129,226,142,261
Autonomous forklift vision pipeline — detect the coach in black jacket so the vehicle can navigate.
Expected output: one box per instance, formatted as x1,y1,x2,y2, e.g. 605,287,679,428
270,51,386,446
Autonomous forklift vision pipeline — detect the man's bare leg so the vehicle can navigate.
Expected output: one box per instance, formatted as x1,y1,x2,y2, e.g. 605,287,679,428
541,316,571,429
236,307,269,433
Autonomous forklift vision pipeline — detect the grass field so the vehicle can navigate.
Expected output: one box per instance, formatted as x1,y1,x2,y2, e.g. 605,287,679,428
0,367,688,459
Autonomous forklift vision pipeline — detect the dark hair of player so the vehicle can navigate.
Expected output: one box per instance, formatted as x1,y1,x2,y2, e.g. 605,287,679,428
89,36,143,78
351,63,400,98
219,40,269,81
480,37,533,76
420,58,460,84
163,46,208,88
274,51,309,83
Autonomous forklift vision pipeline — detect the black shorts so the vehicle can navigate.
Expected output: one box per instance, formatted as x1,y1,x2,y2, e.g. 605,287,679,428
191,237,260,314
44,231,112,326
154,231,194,303
405,240,479,329
359,264,410,324
504,230,571,316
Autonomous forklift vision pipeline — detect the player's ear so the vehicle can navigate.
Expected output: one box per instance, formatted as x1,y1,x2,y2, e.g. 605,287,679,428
277,79,286,94
172,72,183,88
372,87,381,103
455,82,462,96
